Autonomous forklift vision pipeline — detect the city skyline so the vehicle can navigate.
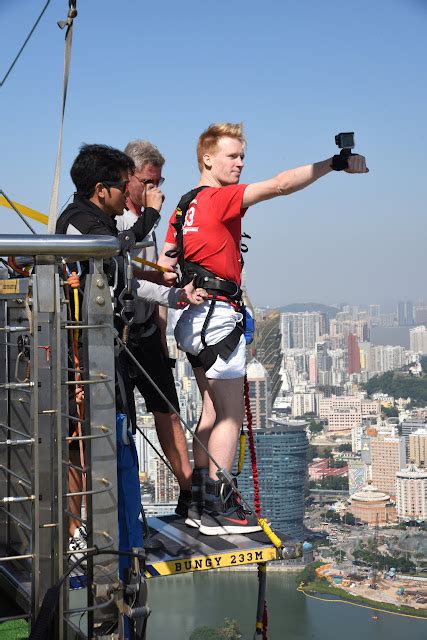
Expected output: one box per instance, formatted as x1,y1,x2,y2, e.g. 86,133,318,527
1,0,426,307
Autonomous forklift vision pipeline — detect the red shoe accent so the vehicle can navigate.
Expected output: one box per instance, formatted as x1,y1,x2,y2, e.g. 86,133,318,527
223,516,248,525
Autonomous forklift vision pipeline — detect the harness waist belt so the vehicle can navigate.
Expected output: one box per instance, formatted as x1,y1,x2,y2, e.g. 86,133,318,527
183,260,242,301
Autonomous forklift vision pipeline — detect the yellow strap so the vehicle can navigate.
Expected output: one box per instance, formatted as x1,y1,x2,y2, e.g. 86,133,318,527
258,518,283,549
73,288,80,343
237,432,246,474
133,256,171,273
0,196,48,226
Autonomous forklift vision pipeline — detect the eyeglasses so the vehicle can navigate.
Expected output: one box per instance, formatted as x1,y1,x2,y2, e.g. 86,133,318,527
102,179,129,193
133,176,165,187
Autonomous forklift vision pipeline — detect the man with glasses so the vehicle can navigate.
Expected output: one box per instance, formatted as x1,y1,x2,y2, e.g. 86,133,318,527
116,140,193,517
56,143,205,580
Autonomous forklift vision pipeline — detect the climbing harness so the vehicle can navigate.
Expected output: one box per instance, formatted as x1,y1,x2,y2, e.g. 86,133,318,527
166,187,245,372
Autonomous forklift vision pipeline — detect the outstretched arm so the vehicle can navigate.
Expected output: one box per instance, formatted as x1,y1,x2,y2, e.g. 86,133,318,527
242,155,368,208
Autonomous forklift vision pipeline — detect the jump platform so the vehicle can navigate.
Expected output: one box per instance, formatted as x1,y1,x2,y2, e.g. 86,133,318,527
144,515,301,578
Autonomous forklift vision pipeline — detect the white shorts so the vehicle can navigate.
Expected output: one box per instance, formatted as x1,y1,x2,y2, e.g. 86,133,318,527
174,300,246,380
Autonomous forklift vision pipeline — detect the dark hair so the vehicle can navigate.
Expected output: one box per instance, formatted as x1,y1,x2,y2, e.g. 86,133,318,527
70,143,135,196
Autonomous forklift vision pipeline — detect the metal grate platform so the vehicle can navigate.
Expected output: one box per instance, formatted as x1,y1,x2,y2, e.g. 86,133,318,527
144,515,300,577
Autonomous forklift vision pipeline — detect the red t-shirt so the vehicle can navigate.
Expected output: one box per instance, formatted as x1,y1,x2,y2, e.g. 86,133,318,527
165,184,248,284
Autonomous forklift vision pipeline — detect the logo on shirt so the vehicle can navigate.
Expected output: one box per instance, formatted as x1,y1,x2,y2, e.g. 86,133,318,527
183,198,199,234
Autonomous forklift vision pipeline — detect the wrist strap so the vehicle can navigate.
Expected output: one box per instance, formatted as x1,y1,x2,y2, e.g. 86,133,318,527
331,150,350,171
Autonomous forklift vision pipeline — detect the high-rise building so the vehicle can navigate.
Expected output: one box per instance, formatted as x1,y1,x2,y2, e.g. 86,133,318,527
397,300,414,327
414,304,427,325
369,304,381,318
370,435,406,497
348,334,361,374
410,326,427,354
401,420,427,442
280,312,326,350
252,311,282,402
154,457,179,504
330,318,370,343
348,457,367,495
238,419,308,540
319,396,380,433
396,463,427,521
246,358,271,429
408,429,427,466
292,392,317,417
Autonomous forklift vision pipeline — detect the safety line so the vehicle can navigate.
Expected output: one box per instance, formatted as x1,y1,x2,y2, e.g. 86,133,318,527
47,1,78,234
0,1,52,87
114,333,258,516
296,584,427,620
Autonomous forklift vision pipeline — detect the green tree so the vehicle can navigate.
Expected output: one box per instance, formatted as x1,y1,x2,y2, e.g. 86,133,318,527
325,509,341,523
342,512,356,525
218,619,241,640
190,627,220,640
382,406,399,418
307,445,319,462
309,420,323,436
296,561,323,584
317,475,349,491
338,443,352,452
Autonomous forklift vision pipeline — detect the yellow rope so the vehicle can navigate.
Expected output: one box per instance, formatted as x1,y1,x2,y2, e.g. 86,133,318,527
237,431,246,474
73,287,79,344
258,518,282,549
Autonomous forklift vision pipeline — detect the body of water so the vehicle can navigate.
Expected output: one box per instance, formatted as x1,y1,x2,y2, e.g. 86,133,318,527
147,570,426,639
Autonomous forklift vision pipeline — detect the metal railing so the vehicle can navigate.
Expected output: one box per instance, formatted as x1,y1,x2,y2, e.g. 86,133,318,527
0,235,122,638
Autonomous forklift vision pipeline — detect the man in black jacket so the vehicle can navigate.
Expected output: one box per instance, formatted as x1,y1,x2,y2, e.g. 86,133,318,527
56,143,158,576
56,144,204,574
56,143,160,251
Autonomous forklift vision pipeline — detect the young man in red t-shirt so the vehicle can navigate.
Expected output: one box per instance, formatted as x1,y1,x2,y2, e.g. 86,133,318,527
159,122,368,536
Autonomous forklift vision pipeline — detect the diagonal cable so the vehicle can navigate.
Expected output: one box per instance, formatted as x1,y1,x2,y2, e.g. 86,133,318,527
0,1,51,87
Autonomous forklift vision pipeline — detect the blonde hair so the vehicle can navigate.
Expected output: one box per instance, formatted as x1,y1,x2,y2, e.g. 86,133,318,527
197,122,246,171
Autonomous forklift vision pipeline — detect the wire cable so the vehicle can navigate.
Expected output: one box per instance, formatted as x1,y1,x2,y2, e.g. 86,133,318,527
0,1,52,87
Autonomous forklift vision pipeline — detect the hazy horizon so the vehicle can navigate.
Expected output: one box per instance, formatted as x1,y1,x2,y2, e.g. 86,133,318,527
1,0,426,307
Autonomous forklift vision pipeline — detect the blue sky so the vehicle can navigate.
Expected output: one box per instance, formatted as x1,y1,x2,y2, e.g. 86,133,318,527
1,0,426,309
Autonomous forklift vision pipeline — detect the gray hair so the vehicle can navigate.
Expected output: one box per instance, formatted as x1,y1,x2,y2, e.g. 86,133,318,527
124,140,165,171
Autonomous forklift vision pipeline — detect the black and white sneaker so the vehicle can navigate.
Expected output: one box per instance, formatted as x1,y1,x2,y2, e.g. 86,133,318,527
199,502,261,536
198,478,261,536
68,525,88,589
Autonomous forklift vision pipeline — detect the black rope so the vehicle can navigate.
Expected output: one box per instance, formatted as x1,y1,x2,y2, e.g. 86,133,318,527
28,547,145,640
0,1,52,87
136,424,174,475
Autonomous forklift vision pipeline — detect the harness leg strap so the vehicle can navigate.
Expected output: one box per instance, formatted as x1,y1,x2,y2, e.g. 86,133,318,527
190,324,244,372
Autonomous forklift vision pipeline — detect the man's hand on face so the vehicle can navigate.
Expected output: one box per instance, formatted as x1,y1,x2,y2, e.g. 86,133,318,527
145,183,164,211
344,154,369,174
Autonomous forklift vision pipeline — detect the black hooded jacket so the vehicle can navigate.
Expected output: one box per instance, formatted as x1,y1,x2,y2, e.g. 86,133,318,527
56,194,159,240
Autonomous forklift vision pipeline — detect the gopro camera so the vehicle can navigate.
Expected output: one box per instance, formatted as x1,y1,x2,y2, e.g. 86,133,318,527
335,132,355,150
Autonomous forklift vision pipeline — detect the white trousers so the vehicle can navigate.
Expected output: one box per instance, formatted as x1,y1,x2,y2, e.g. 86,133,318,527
174,300,246,379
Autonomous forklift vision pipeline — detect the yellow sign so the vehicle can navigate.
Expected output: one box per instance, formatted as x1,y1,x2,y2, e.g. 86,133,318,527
0,279,20,294
145,546,278,578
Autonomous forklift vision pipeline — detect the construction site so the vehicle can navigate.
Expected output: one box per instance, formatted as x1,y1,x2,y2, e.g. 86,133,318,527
315,563,427,612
